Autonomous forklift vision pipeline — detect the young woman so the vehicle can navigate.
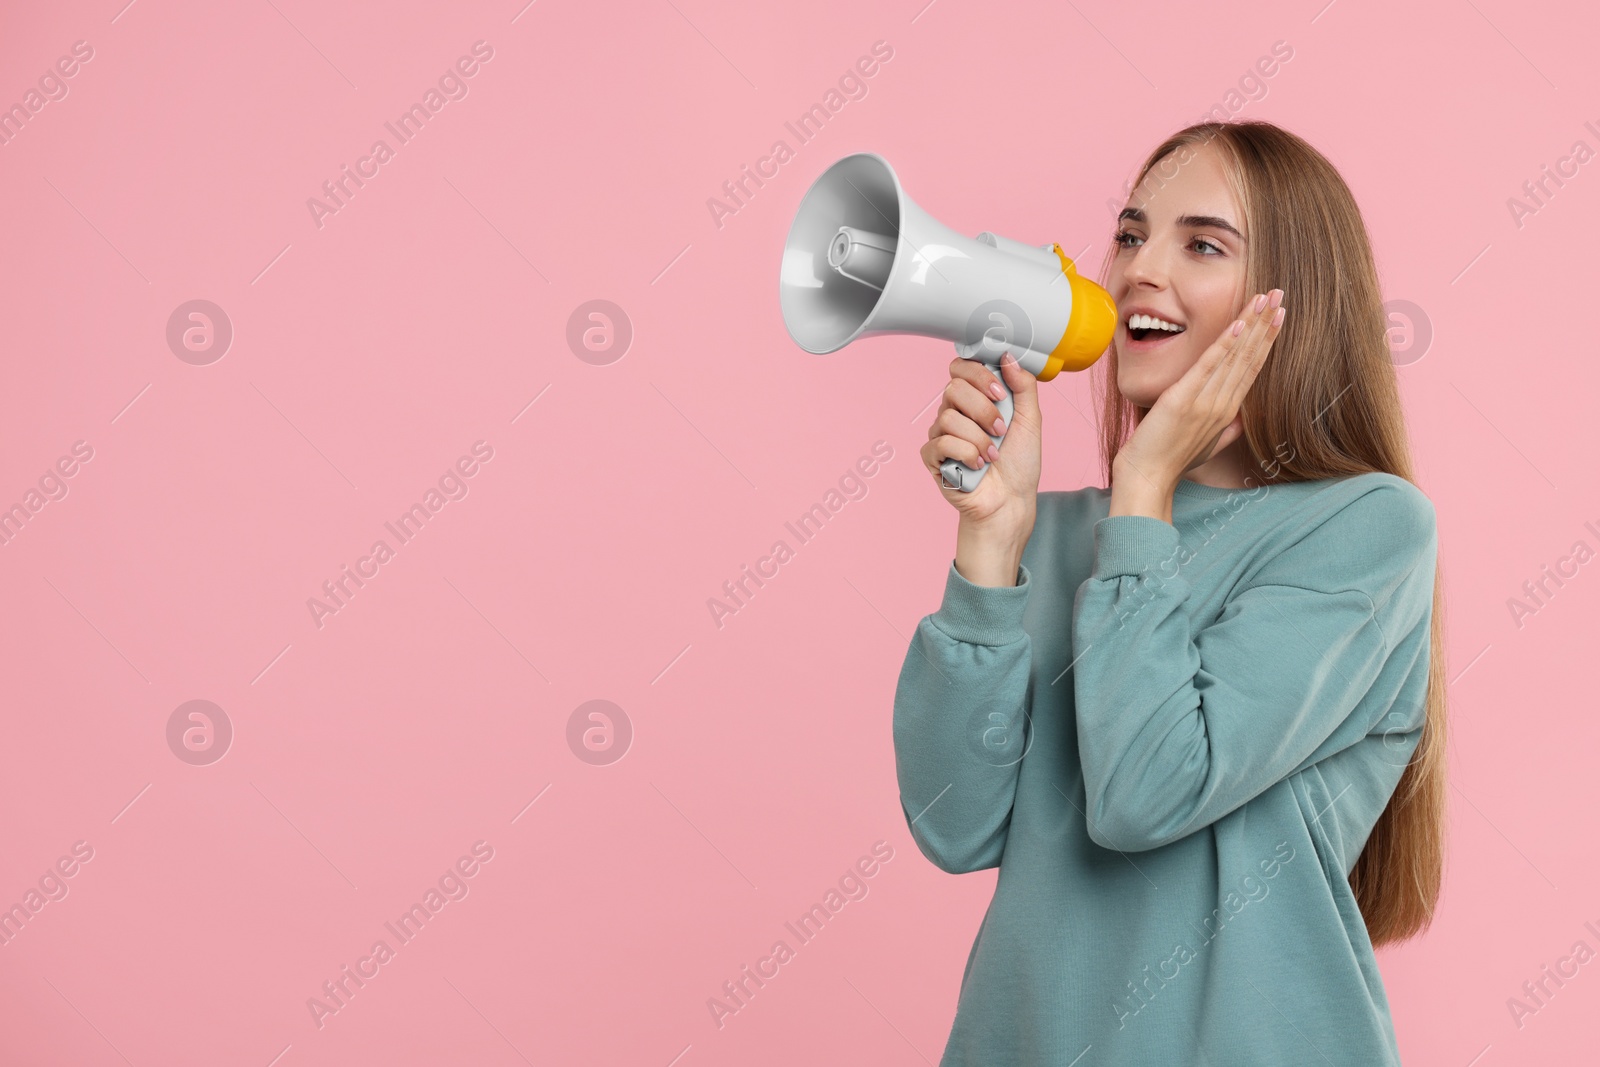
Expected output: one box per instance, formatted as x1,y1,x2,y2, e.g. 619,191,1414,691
896,120,1449,1065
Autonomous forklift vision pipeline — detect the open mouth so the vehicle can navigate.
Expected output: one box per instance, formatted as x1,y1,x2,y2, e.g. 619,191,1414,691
1128,326,1183,341
1126,314,1187,344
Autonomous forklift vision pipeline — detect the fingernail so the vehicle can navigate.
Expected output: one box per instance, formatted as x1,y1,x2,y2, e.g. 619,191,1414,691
1231,319,1245,336
1253,293,1267,314
1268,288,1283,309
1272,306,1285,327
989,382,1005,400
986,444,1001,462
992,418,1006,435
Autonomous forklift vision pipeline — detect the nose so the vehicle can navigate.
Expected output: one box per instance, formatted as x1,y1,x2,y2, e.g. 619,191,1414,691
1120,238,1170,292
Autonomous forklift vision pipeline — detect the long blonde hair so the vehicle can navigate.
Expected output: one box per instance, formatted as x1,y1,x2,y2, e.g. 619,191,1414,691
1091,120,1449,947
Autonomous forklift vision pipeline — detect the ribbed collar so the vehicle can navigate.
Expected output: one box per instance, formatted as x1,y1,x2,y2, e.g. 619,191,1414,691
1172,477,1257,501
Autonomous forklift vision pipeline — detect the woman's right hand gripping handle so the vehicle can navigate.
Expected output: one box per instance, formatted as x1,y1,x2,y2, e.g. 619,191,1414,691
918,351,1042,588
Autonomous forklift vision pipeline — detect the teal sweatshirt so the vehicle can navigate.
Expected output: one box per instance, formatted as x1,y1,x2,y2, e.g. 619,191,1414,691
893,471,1438,1065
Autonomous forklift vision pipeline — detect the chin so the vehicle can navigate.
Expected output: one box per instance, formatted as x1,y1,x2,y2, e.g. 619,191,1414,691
1115,343,1191,403
1114,364,1171,408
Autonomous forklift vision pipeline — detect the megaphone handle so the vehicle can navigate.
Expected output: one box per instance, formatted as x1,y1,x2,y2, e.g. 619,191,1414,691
939,352,1014,493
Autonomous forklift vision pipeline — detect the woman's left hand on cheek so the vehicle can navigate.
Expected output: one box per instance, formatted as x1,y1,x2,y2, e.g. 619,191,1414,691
1116,288,1286,490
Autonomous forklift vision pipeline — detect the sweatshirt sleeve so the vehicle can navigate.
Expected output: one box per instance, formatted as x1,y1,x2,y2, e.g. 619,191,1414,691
892,559,1034,874
1070,482,1438,853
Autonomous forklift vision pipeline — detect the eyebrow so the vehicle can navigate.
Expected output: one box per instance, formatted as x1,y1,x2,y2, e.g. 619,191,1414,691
1118,206,1245,242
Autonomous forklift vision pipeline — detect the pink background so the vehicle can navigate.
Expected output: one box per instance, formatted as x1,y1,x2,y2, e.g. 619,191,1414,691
1,0,1595,1063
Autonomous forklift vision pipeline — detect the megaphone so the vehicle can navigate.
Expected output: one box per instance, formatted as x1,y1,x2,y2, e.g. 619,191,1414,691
778,152,1118,492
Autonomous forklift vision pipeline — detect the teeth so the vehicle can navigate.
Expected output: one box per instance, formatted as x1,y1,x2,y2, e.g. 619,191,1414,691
1128,314,1185,332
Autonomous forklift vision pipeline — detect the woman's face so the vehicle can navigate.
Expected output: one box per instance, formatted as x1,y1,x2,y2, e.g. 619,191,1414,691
1108,141,1250,408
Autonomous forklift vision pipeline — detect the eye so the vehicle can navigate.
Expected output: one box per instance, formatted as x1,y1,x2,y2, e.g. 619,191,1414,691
1192,237,1224,255
1113,229,1142,250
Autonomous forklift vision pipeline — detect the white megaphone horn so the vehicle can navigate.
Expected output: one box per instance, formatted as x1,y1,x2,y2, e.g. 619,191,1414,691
778,152,1118,492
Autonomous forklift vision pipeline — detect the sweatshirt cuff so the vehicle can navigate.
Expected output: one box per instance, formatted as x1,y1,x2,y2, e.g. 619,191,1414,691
928,559,1032,646
1091,515,1182,580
